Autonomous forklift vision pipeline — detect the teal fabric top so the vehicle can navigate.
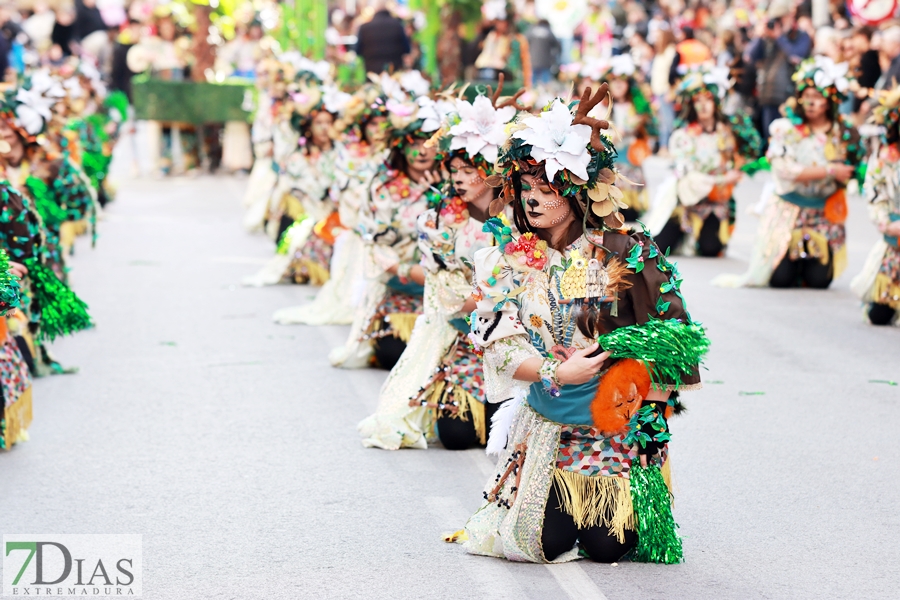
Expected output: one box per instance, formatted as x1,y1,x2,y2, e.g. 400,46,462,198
886,213,899,247
386,276,424,297
780,191,827,209
528,379,599,426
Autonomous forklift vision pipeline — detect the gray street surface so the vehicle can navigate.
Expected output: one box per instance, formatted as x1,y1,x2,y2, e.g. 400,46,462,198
1,141,898,600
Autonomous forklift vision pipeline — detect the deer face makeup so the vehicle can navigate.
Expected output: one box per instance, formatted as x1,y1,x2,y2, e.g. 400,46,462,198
521,174,570,228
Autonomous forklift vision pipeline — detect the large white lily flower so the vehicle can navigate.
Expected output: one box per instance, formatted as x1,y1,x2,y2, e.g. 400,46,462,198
400,70,431,97
609,54,636,77
513,99,592,181
448,95,516,164
811,55,849,92
322,85,351,114
64,77,85,99
416,96,454,132
702,66,732,97
30,70,65,99
378,72,407,102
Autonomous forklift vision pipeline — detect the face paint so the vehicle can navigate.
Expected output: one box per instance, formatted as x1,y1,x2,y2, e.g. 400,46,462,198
522,174,570,229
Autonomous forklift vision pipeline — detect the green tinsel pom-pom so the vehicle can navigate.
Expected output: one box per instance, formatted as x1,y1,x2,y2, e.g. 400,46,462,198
597,319,710,389
25,176,67,230
630,463,683,564
24,259,91,342
0,248,21,313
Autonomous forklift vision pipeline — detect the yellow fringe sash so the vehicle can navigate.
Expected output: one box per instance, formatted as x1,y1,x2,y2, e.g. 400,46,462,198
873,273,900,309
383,313,419,343
2,386,33,449
551,460,674,543
294,259,330,286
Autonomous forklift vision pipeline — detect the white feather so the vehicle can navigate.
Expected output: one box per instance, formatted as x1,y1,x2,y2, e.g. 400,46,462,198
485,389,527,456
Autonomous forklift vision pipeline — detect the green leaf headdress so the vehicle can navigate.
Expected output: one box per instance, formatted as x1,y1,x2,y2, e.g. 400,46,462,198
0,70,65,145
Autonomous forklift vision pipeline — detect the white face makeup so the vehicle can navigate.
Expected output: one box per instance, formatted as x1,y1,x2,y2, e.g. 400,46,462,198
449,156,486,202
800,87,828,121
521,173,570,229
310,111,334,148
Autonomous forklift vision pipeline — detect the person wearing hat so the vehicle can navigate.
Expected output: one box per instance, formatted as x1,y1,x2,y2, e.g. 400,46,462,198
715,56,864,289
457,87,704,563
358,86,523,451
851,86,900,325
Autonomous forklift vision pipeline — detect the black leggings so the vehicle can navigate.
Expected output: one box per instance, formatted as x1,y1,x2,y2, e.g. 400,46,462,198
436,400,503,450
654,215,725,257
372,335,406,370
868,303,897,326
769,250,833,289
541,479,637,562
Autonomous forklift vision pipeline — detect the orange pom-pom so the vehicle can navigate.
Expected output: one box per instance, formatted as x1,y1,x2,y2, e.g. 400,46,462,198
824,188,847,224
591,359,651,435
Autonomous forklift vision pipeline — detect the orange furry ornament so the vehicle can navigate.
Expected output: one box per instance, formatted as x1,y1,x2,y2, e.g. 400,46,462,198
590,358,651,435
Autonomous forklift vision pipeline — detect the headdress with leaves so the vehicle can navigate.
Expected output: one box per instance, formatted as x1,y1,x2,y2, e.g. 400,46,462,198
792,56,851,108
490,85,631,229
0,71,65,143
870,85,900,142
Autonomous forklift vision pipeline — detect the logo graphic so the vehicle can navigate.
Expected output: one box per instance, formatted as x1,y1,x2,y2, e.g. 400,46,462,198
3,535,142,596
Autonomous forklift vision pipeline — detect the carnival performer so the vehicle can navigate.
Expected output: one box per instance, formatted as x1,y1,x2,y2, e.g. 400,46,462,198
0,75,92,396
457,87,704,564
273,82,392,325
0,248,26,450
358,85,524,450
588,54,654,221
851,87,900,326
242,59,342,287
329,84,445,371
715,56,863,289
242,58,293,233
644,65,762,257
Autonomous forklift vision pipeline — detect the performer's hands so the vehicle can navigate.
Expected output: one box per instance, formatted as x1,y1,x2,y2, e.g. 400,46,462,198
829,163,854,183
556,344,609,385
882,220,900,237
722,170,742,185
421,169,441,187
9,261,28,278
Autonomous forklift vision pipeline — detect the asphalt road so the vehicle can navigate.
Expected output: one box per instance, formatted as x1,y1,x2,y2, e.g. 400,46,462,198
1,141,898,600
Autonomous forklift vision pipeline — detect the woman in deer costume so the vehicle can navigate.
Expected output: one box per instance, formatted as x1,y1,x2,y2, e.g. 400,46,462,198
456,87,704,563
644,65,762,257
358,83,524,451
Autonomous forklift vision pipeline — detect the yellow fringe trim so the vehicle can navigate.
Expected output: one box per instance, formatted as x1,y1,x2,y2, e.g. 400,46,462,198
59,221,78,254
283,194,306,223
295,259,330,286
3,386,33,450
621,188,649,213
383,312,419,343
551,469,633,543
833,244,847,280
873,273,900,309
421,381,487,445
788,229,830,266
719,215,732,246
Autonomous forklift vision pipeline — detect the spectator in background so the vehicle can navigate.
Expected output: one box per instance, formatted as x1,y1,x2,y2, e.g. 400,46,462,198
670,26,711,77
875,26,900,92
51,5,76,59
746,3,811,139
526,19,559,86
475,11,532,87
74,0,106,45
651,28,677,155
355,1,410,74
850,27,880,115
